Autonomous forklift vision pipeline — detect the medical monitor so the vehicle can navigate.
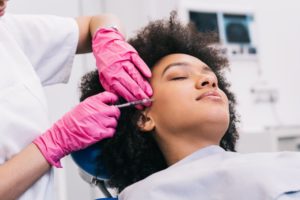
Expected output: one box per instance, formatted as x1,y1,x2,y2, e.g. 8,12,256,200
178,0,258,60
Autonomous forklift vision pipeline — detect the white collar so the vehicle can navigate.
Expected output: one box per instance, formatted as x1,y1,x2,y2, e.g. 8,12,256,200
170,145,225,168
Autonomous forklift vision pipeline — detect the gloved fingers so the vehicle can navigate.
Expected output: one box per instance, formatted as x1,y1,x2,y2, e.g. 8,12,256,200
96,91,119,104
112,72,149,100
101,117,118,129
100,127,117,139
127,56,153,97
83,92,121,118
109,80,143,110
100,106,121,118
93,106,120,119
122,63,152,99
131,53,152,78
113,74,149,110
111,80,136,102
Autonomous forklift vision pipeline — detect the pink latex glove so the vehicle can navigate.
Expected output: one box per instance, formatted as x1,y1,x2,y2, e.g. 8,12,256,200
92,27,153,104
33,92,120,168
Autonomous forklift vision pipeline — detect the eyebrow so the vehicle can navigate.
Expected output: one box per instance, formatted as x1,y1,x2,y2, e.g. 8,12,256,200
161,62,189,77
161,61,213,77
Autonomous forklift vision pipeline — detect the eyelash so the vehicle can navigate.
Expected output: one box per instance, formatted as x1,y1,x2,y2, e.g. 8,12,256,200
171,77,187,81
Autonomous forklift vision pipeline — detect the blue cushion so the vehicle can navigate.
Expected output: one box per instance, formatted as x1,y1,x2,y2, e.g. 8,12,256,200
71,142,109,180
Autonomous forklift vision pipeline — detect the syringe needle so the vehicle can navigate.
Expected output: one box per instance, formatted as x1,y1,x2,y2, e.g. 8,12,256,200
115,98,154,108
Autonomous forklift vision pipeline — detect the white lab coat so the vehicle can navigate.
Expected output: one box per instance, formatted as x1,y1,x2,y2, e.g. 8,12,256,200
119,145,300,200
0,14,78,200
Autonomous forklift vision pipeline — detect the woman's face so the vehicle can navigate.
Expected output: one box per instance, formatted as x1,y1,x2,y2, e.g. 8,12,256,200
0,0,8,17
145,53,230,143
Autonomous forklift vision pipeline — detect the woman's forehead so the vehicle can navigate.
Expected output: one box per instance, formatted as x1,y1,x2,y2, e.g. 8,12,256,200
152,53,209,74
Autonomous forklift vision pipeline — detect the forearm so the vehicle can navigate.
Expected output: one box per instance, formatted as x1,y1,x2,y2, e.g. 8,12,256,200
76,14,124,54
0,143,51,200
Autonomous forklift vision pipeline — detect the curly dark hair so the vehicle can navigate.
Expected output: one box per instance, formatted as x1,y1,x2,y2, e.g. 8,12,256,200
79,12,239,192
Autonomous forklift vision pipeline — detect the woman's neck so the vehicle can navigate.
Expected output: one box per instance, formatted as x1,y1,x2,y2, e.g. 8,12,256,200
155,132,219,166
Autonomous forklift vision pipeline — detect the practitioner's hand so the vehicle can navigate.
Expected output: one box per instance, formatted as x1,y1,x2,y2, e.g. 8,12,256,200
92,27,153,104
33,91,120,167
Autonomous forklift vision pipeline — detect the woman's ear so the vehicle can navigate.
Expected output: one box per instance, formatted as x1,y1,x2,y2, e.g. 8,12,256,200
137,111,155,132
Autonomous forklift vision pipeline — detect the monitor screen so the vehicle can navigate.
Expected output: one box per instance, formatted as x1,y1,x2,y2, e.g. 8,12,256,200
223,14,251,44
189,11,220,43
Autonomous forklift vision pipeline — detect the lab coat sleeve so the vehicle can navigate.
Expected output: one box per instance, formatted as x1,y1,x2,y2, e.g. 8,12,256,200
2,14,79,86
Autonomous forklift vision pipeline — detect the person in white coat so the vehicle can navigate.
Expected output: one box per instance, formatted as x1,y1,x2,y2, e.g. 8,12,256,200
78,13,300,200
0,0,153,199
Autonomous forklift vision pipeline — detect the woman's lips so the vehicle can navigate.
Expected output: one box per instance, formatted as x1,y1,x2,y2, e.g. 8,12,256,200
0,4,6,16
196,90,222,101
0,8,5,16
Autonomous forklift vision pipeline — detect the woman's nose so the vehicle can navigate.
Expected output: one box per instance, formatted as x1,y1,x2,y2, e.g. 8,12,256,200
195,75,217,89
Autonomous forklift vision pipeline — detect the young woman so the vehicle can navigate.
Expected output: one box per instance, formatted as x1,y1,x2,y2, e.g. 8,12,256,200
80,12,300,200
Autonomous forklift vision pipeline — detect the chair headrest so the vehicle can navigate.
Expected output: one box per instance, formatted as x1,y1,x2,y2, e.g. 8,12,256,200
71,142,109,181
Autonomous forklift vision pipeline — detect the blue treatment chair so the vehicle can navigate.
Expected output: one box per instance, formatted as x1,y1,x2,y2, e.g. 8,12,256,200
71,143,117,200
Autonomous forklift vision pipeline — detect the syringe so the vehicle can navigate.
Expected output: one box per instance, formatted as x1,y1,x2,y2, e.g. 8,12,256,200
115,98,154,108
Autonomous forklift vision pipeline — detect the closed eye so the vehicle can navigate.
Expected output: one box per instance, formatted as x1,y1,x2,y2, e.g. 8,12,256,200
170,77,187,81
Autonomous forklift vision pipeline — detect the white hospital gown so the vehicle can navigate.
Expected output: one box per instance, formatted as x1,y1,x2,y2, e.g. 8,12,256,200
119,145,300,200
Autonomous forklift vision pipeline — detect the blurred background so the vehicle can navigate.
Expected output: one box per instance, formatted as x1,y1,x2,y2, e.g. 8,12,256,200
7,0,300,199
